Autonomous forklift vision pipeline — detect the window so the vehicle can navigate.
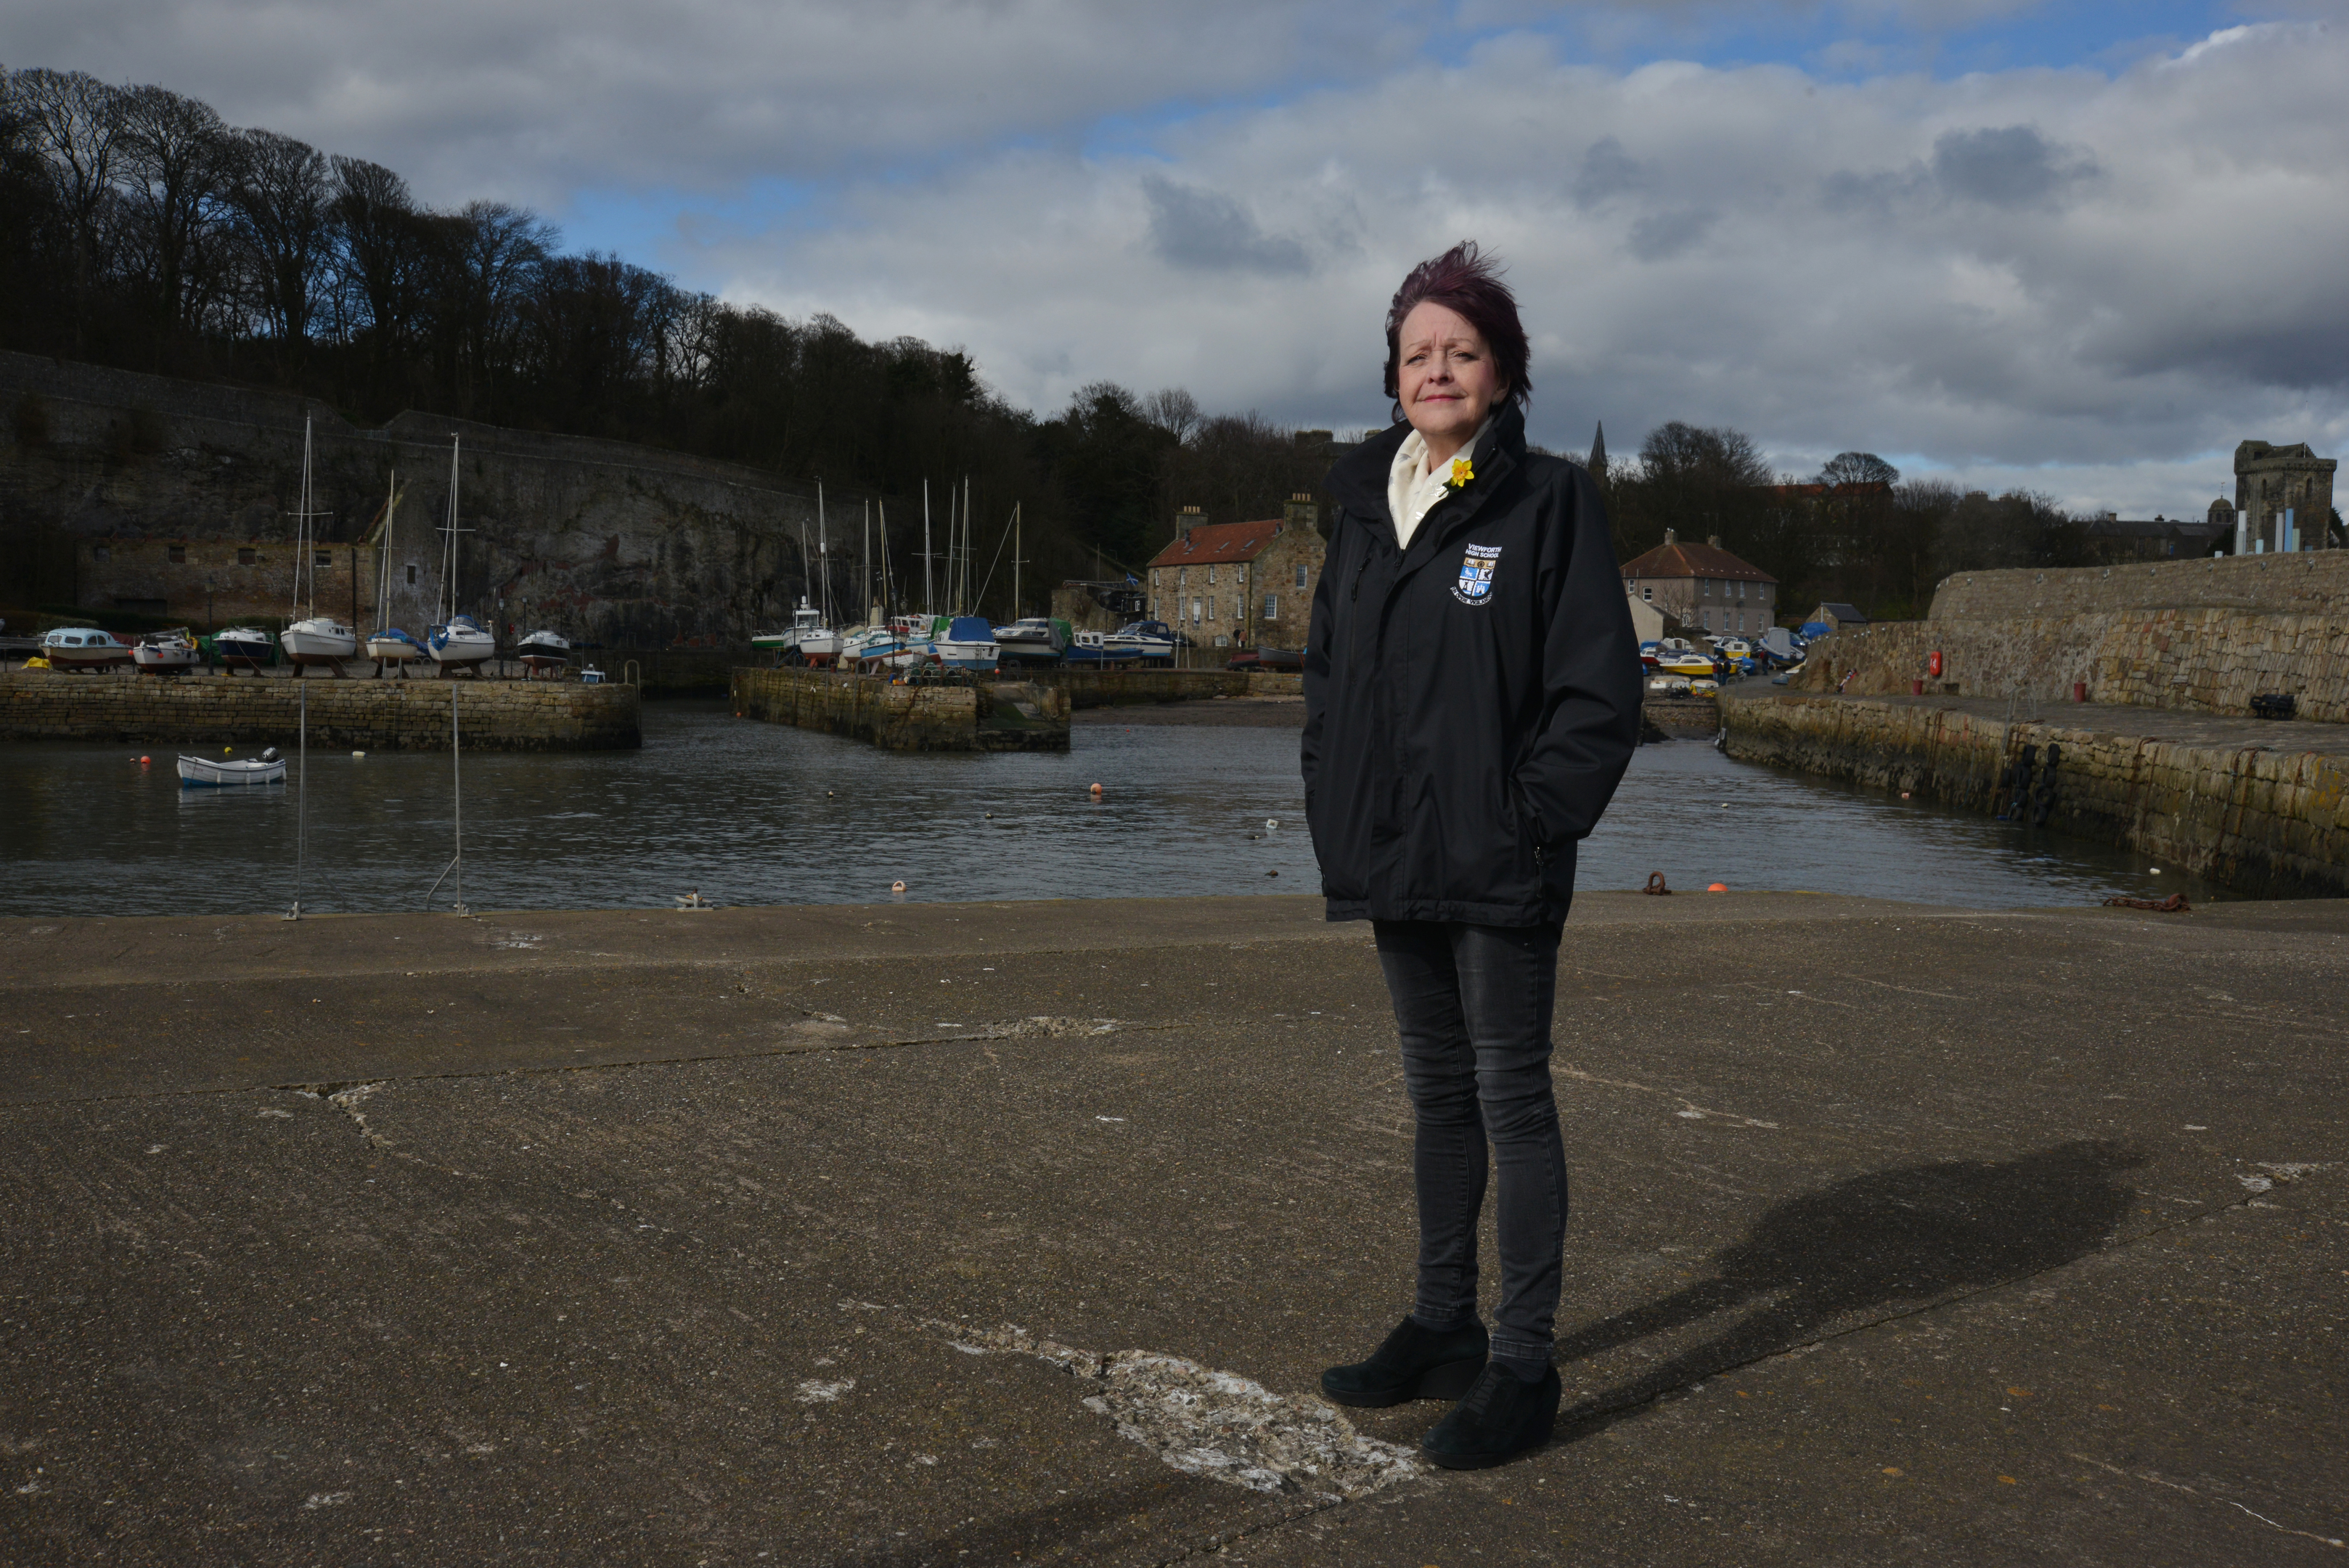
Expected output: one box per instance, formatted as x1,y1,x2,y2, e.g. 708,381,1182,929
1642,587,1653,601
1207,565,1217,585
1207,596,1217,621
1151,568,1160,587
1263,593,1278,620
314,551,331,568
1191,597,1203,624
168,544,186,564
1213,634,1229,647
1149,597,1158,617
238,547,256,565
1178,567,1187,589
1294,563,1307,589
407,564,418,586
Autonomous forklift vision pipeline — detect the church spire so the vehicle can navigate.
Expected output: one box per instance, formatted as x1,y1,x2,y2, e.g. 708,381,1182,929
1588,420,1608,481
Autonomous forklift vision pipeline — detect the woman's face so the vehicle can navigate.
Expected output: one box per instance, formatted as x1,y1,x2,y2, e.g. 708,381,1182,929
1397,301,1504,456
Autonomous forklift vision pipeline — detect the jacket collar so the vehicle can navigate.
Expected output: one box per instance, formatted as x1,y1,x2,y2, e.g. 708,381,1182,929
1325,402,1529,555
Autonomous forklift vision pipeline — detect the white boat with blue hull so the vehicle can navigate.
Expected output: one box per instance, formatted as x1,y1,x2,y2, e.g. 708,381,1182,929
178,748,285,788
931,616,1000,672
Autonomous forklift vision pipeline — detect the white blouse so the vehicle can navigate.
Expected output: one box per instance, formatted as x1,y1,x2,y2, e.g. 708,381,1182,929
1386,416,1495,551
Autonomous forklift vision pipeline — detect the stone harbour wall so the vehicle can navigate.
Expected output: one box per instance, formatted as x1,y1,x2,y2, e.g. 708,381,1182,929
1797,550,2349,721
0,669,641,751
1031,669,1251,708
731,668,1070,752
1794,610,2349,722
1721,691,2349,897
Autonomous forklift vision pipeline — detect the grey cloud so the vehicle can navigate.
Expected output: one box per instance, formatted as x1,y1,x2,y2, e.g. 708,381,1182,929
1627,205,1715,261
1572,136,1642,208
1143,177,1310,275
1931,125,2096,208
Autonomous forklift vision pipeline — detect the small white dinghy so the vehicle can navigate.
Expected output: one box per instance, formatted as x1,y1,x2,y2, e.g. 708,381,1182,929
178,748,286,788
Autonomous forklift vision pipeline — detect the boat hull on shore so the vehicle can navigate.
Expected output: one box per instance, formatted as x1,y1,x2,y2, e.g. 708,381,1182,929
281,618,359,671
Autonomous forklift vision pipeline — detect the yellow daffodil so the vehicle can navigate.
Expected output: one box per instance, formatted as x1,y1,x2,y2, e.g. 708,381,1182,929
1447,457,1474,489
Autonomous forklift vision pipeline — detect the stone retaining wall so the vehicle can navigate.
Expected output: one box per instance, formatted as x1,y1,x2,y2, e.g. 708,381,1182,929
1721,691,2349,897
1930,550,2349,621
730,668,1069,752
0,670,640,751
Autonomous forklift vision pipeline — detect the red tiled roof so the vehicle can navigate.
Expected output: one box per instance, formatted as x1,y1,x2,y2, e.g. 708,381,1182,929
1147,519,1284,568
1619,540,1777,584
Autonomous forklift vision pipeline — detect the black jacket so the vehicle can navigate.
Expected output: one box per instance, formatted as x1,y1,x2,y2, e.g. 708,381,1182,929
1301,404,1641,925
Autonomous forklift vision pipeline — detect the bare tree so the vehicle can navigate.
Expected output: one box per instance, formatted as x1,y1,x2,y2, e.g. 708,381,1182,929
116,83,240,346
1140,385,1201,442
12,68,127,348
231,126,331,364
329,155,422,385
1818,451,1900,488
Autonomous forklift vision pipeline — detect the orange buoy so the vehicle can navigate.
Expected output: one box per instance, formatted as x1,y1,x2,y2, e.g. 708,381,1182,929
139,755,150,764
1088,783,1103,796
1707,882,1728,892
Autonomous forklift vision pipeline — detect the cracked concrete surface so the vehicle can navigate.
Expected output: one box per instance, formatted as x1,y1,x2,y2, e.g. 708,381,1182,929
0,892,2343,1564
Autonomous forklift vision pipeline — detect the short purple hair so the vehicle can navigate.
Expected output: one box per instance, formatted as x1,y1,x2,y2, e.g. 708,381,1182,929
1383,240,1531,415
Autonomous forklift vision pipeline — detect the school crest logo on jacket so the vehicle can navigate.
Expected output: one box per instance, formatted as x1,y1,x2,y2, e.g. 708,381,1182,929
1453,544,1501,605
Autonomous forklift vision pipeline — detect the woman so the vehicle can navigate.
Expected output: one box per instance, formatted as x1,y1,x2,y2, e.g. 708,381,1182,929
1302,242,1641,1469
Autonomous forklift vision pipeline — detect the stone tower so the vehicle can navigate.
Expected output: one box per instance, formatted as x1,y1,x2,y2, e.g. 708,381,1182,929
2234,440,2337,552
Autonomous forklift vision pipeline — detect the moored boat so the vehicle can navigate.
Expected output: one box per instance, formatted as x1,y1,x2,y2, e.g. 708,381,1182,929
516,629,571,675
178,748,286,788
427,613,495,675
214,626,274,671
992,616,1068,666
1103,620,1177,664
282,615,359,672
131,629,201,676
366,626,424,670
931,615,1000,673
37,627,132,671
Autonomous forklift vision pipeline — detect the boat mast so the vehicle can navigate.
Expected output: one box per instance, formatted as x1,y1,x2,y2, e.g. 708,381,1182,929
375,471,399,629
963,475,973,615
1013,502,1022,619
922,480,934,615
817,481,830,625
862,498,871,625
441,436,462,624
290,416,314,624
877,499,891,618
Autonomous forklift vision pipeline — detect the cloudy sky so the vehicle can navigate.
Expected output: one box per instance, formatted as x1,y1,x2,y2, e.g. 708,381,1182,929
12,0,2348,513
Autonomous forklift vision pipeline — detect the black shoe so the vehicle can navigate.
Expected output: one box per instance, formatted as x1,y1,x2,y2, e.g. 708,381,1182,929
1419,1361,1561,1469
1320,1317,1490,1408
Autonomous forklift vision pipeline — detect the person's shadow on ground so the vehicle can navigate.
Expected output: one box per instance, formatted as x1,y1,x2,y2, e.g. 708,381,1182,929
1553,1140,2146,1435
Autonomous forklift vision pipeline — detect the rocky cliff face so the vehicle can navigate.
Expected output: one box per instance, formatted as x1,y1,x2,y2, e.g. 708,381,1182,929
1,351,830,645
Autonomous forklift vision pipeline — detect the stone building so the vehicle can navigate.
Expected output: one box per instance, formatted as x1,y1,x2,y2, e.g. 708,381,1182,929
1619,530,1779,637
2233,440,2338,553
1144,495,1326,650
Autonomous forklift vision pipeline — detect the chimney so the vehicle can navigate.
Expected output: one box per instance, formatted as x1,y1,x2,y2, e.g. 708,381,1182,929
1178,505,1201,548
1664,528,1677,545
1707,534,1722,548
1283,492,1317,534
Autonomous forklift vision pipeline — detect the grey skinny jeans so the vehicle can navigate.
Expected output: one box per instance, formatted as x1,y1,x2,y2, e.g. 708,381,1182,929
1373,919,1568,1373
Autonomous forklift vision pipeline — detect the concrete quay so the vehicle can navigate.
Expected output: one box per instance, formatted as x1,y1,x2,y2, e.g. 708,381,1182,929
1723,687,2349,898
0,669,642,752
2,892,2342,1565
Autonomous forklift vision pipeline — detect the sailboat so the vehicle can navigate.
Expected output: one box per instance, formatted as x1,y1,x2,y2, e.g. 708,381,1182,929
278,416,359,676
364,470,422,673
425,435,495,677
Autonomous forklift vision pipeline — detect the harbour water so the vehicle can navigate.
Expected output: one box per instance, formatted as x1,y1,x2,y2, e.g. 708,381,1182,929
0,699,2225,918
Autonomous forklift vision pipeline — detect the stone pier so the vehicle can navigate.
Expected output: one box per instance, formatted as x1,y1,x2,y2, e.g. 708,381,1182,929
1722,687,2349,897
730,666,1070,751
0,669,640,751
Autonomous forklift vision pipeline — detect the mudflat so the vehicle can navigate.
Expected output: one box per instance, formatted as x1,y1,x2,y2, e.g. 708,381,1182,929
0,891,2342,1565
